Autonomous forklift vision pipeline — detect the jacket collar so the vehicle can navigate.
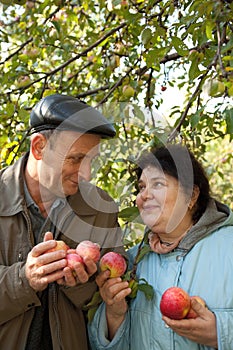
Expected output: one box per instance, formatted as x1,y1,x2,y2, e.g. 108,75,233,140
178,198,233,253
143,198,233,256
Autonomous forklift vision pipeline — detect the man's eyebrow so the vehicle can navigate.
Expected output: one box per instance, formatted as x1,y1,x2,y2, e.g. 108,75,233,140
65,153,86,160
67,152,85,157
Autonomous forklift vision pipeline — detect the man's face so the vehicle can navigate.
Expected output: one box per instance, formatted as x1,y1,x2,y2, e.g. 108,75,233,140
39,131,101,197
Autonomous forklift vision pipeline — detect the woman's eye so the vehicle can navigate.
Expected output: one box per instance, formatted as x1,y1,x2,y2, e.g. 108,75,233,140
138,184,145,192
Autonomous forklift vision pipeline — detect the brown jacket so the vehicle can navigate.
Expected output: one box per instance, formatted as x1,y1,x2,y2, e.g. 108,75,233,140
0,154,124,349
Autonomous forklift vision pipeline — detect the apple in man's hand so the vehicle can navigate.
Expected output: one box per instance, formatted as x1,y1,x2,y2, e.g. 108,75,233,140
99,251,127,278
76,240,100,263
160,287,191,320
66,253,84,271
45,240,69,253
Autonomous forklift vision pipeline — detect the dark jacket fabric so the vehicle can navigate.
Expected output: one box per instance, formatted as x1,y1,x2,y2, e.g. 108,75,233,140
0,154,124,349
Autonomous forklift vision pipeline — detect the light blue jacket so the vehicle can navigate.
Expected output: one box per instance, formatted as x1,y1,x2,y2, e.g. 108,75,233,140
88,199,233,349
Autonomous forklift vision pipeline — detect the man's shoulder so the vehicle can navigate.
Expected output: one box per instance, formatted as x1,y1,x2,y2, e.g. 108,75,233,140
0,157,26,213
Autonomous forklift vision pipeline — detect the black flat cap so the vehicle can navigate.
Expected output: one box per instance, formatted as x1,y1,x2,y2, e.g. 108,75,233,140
29,94,116,138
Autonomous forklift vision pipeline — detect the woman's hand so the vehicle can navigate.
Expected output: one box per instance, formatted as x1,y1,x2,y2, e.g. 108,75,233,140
96,270,131,340
162,298,218,348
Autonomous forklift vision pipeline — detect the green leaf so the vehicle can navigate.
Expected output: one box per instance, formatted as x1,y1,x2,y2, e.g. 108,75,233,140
190,112,201,128
83,291,103,323
128,278,139,298
145,48,167,69
123,274,154,301
51,20,61,33
137,281,154,300
205,20,214,40
171,36,189,56
118,206,140,222
5,103,15,116
225,109,233,135
189,60,202,80
141,28,152,46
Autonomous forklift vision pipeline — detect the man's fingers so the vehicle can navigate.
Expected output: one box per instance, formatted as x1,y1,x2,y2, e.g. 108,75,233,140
31,240,57,257
43,231,54,242
84,260,98,277
36,258,67,275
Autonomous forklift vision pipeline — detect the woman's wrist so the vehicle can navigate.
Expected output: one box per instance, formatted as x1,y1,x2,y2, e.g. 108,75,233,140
106,304,127,340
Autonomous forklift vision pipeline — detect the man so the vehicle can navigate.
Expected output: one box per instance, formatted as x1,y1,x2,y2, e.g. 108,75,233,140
0,94,124,349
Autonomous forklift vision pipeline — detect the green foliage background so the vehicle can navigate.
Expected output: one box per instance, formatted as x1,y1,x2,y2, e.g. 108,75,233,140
0,0,232,244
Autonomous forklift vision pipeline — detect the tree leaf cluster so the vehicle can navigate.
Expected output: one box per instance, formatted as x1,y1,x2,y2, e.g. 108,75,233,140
0,0,232,239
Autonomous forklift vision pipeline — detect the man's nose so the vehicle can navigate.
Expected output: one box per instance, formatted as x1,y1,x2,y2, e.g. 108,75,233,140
78,161,92,182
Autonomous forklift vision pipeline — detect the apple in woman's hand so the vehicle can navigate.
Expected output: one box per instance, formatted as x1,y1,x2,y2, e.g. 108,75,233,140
160,287,191,320
99,252,127,278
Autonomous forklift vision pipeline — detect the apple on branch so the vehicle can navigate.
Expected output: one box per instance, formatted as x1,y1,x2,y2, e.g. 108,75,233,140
122,85,135,98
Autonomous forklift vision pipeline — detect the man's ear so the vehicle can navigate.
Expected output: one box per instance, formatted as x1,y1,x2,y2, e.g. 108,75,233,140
31,134,47,160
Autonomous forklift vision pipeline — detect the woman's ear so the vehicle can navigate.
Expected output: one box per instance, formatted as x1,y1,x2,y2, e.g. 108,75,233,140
189,185,200,210
30,134,47,160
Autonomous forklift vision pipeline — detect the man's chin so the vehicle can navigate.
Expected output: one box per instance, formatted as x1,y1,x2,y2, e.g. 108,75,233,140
63,184,79,196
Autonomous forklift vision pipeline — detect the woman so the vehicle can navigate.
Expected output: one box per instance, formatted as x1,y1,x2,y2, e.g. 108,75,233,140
88,144,233,350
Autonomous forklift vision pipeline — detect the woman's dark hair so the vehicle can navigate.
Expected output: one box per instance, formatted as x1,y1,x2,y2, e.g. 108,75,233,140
135,144,211,222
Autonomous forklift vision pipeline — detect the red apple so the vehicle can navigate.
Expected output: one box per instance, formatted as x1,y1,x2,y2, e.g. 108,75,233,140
46,240,69,253
76,240,100,263
186,296,206,319
99,252,127,278
66,253,84,269
67,248,76,254
160,287,191,320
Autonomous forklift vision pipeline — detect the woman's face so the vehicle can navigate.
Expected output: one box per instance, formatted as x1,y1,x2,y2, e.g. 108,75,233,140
136,166,193,236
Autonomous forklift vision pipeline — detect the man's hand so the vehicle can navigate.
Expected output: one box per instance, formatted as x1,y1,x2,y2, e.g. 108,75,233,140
57,255,98,287
162,297,218,348
25,232,67,292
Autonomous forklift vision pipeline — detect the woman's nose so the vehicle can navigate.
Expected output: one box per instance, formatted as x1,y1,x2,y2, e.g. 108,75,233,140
140,186,152,200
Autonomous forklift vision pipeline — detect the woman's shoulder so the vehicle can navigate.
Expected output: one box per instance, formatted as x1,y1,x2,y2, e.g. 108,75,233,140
197,225,233,250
